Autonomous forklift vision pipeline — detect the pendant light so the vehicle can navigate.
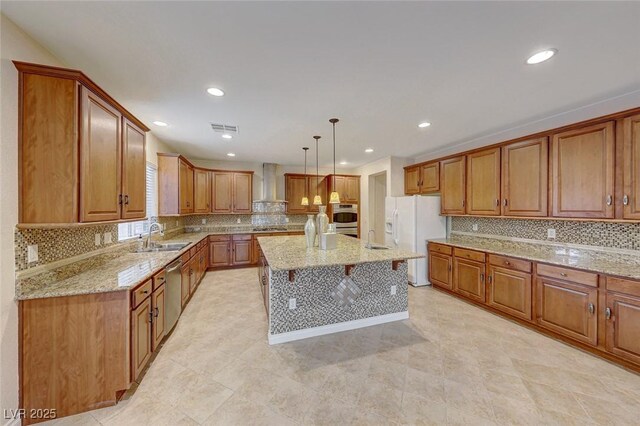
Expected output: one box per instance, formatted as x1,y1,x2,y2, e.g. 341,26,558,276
313,136,322,205
329,118,341,204
301,147,310,206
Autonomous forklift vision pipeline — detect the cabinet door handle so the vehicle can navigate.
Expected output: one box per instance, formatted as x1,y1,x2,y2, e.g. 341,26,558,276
480,273,485,283
588,303,595,315
503,199,508,206
487,275,492,284
560,272,568,277
448,264,452,271
623,195,629,206
605,307,611,320
154,307,159,318
119,194,123,205
504,261,511,266
496,199,500,206
148,312,154,323
606,195,612,206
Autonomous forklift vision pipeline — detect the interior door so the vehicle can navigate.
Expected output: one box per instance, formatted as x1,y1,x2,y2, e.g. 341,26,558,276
80,88,122,222
622,114,640,219
233,172,252,213
212,172,232,213
551,121,615,218
440,156,466,214
454,257,485,302
502,138,548,217
466,148,501,215
121,118,146,219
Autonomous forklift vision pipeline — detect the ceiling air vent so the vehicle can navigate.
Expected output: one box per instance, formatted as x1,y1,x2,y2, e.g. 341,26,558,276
210,123,239,134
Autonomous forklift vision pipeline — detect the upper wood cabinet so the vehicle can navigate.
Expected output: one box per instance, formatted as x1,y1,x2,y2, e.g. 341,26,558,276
193,168,211,213
284,174,328,213
158,155,252,215
501,138,548,217
440,156,466,214
16,62,148,224
328,175,360,204
404,163,439,195
122,119,147,219
622,114,640,219
212,171,253,214
466,148,501,216
551,121,615,218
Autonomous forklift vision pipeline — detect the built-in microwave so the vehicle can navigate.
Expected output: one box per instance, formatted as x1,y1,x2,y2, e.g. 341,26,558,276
333,204,358,236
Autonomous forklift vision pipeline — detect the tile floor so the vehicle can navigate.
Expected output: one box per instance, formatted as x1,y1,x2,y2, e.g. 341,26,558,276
46,268,640,425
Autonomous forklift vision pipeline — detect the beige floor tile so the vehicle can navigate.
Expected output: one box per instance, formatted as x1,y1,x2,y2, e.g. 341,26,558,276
522,380,589,419
174,375,234,423
400,392,447,425
202,393,296,426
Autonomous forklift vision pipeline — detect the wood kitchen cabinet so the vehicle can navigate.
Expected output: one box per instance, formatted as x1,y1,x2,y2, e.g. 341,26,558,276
285,173,328,213
551,121,615,218
193,168,211,213
179,159,194,214
232,235,253,265
622,114,640,219
440,156,466,214
536,264,599,346
487,255,532,321
452,248,486,302
16,62,149,224
404,163,439,195
466,148,501,216
158,154,194,215
209,236,231,267
180,261,191,307
428,243,453,290
151,284,165,352
604,277,640,365
131,295,152,381
501,138,548,217
211,171,253,213
308,175,328,213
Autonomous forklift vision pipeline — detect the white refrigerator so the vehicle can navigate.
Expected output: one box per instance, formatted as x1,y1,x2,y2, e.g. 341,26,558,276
385,195,447,286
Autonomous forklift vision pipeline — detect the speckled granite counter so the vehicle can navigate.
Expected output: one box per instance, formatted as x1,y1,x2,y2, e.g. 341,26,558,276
258,234,422,271
15,228,301,301
428,235,640,280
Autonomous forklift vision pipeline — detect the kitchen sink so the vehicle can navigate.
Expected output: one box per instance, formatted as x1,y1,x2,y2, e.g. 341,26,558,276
135,242,190,253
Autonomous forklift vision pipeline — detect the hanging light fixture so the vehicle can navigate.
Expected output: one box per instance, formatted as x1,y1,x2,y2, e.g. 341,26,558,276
329,118,341,204
301,147,309,206
313,136,322,205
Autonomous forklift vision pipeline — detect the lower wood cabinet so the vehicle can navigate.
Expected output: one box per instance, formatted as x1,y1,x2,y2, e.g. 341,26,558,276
604,277,640,364
131,296,152,381
180,262,191,307
428,252,452,290
151,284,165,352
487,265,532,321
536,274,598,346
232,235,252,265
209,236,231,267
454,257,486,302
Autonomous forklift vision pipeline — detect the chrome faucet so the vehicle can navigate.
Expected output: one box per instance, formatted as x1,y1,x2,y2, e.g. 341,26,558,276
366,229,375,249
146,222,164,248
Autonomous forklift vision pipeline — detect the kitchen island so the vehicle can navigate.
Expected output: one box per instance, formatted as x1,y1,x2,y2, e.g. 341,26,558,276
257,234,422,344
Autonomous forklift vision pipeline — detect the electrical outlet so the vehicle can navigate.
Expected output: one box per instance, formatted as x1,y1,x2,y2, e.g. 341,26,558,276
285,217,290,223
95,234,101,246
237,218,241,224
289,298,297,310
390,285,397,295
472,223,479,232
27,245,38,263
547,228,556,239
202,219,206,225
104,232,112,244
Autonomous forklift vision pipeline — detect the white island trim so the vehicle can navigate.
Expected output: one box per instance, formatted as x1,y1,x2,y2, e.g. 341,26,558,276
268,311,409,345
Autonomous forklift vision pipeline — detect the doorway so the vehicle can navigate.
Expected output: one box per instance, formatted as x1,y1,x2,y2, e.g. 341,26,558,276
368,172,387,244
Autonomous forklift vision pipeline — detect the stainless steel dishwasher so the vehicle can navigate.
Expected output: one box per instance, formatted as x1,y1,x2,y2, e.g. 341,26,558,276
165,259,183,332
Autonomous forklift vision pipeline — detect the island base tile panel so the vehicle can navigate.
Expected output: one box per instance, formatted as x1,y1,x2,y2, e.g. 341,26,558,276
268,261,408,335
451,217,640,250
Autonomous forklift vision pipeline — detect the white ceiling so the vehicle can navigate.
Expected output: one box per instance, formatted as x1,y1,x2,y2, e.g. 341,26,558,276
3,1,640,168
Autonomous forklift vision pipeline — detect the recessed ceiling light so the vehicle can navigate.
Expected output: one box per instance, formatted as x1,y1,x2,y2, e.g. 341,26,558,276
207,87,225,96
365,148,374,153
418,122,431,128
526,48,557,65
222,134,232,139
153,121,168,127
227,152,236,157
340,161,348,165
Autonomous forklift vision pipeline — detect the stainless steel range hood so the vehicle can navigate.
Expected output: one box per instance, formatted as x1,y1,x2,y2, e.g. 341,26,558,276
252,163,287,212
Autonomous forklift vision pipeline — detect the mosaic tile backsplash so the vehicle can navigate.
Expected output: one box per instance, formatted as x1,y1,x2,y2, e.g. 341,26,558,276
451,217,640,251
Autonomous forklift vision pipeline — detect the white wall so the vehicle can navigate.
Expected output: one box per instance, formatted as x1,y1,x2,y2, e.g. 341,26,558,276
353,156,408,236
0,13,67,423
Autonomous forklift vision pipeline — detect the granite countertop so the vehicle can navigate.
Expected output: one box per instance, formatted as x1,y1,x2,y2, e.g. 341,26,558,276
258,234,423,271
428,235,640,280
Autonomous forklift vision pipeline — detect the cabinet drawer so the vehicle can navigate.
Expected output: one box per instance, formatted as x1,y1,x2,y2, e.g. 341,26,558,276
428,243,452,256
189,247,197,258
489,255,531,273
209,235,231,242
606,276,640,298
233,234,252,241
454,247,485,263
132,279,153,308
181,252,191,263
152,270,166,290
536,264,598,287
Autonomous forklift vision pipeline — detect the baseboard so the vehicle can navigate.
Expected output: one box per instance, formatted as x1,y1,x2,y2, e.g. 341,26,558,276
268,311,409,345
